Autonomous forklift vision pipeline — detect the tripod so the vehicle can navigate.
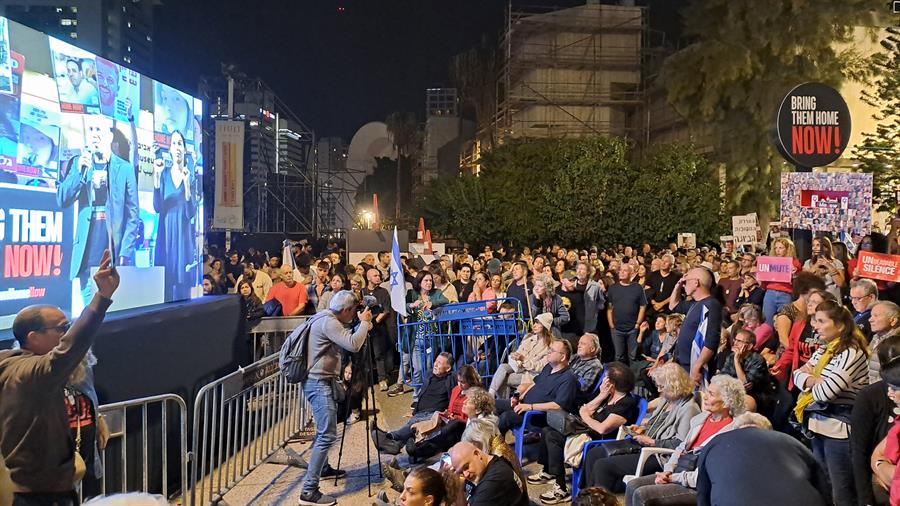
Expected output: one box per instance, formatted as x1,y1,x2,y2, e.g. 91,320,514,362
333,325,384,496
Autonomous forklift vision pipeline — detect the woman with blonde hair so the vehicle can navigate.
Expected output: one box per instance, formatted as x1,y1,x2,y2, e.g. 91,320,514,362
583,363,700,492
761,237,801,326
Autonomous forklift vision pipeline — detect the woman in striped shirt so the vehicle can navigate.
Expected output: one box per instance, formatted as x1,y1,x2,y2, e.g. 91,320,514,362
792,299,869,506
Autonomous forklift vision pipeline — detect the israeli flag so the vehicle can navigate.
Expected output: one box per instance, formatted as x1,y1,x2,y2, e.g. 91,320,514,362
691,304,709,388
390,227,408,317
281,240,302,281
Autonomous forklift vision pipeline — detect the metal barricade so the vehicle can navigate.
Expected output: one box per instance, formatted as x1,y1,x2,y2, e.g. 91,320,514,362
247,316,309,362
397,298,525,388
188,354,311,506
82,394,189,501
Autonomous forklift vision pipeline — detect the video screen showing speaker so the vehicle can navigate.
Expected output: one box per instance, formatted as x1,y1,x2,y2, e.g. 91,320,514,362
0,16,205,330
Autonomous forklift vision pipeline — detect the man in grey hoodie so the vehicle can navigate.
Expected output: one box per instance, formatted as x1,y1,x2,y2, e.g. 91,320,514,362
298,290,373,506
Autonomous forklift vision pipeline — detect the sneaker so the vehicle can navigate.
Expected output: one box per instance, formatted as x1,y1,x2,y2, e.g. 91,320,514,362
539,483,571,505
379,380,389,392
346,411,360,425
298,489,337,506
527,471,555,485
320,463,346,479
377,490,390,502
382,459,406,492
387,384,405,397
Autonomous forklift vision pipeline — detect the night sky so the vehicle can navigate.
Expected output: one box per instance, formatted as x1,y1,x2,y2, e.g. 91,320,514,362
153,0,684,140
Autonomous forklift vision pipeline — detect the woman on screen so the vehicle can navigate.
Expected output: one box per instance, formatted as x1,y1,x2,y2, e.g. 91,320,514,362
153,130,197,301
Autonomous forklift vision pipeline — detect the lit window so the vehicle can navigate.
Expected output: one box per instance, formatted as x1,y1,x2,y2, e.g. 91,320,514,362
56,7,63,13
127,45,132,52
71,6,77,12
70,32,77,38
123,56,131,63
61,19,72,26
127,21,132,28
146,35,152,42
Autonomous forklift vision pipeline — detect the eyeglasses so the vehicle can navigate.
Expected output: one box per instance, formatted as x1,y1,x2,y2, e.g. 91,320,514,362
850,294,873,302
40,322,71,333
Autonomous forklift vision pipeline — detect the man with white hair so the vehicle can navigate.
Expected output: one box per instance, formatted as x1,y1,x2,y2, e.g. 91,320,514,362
570,333,604,404
850,278,879,341
867,300,900,383
298,290,373,506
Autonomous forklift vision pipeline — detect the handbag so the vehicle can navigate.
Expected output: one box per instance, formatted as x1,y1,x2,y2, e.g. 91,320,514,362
331,379,346,404
595,438,642,457
73,401,86,485
672,451,700,473
546,409,589,436
563,433,592,467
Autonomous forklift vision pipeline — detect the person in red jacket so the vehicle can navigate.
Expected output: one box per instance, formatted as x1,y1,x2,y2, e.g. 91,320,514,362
771,288,834,390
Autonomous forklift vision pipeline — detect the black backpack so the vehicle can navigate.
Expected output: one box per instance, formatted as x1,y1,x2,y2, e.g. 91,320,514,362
279,312,328,383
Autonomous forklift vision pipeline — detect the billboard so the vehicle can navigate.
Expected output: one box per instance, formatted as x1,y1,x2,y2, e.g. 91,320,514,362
779,172,872,236
0,17,204,330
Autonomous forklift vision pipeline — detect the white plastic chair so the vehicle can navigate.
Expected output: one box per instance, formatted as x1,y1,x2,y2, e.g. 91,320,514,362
622,447,676,484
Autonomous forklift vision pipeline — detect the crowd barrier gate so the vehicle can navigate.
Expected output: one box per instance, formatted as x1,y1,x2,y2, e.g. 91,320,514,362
397,298,526,388
247,316,310,362
187,354,311,505
80,394,189,502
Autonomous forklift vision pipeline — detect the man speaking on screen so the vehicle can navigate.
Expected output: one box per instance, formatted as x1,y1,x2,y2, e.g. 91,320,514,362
57,114,139,305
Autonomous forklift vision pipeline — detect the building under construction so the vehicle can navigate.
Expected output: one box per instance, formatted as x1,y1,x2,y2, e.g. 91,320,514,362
494,1,645,142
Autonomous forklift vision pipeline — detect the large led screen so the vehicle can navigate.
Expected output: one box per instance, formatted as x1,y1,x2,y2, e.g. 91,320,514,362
0,16,205,330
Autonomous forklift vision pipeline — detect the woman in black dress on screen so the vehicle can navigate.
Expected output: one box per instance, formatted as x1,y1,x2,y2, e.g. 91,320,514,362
153,130,197,300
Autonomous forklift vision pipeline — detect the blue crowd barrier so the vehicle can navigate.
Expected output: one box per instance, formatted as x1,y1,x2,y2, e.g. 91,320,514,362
396,298,527,389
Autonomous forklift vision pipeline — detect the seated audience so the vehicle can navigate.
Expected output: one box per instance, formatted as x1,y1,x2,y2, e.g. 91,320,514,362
529,362,639,504
584,363,700,492
265,264,309,316
570,333,605,404
373,353,456,454
625,374,746,506
488,313,552,398
494,340,578,434
717,329,770,412
449,441,529,506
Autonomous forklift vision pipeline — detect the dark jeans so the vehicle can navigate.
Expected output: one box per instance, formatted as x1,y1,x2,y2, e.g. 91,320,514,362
370,324,393,383
13,491,79,506
538,426,569,489
812,434,856,506
612,328,639,364
406,420,467,459
495,399,524,434
585,445,662,492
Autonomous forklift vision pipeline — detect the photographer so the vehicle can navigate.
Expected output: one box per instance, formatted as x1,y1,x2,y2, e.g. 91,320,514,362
298,290,373,506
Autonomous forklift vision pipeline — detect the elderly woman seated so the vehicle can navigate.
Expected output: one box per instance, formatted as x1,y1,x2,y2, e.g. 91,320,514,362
583,363,700,493
624,374,747,506
488,313,553,398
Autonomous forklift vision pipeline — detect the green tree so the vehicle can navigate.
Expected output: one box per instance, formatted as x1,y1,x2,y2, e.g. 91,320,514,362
418,137,722,247
853,27,900,213
385,112,419,221
660,0,877,224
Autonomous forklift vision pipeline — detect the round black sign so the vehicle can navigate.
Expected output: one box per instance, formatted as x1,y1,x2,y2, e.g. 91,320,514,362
776,82,851,169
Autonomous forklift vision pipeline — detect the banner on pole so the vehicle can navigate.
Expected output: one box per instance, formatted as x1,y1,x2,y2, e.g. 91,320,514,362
213,120,244,229
756,256,793,283
857,251,900,283
732,213,758,246
677,233,696,250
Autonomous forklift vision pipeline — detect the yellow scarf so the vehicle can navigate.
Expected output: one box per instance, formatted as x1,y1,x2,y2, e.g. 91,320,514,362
793,338,841,423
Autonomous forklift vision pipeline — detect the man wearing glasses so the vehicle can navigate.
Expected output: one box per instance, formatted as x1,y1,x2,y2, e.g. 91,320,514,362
0,250,119,506
850,278,878,341
670,267,722,386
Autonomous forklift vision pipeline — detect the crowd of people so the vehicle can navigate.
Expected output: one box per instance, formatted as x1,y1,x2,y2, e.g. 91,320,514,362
16,232,897,506
227,235,898,506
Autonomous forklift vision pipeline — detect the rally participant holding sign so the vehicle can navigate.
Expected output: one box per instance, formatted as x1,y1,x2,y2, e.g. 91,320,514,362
759,238,801,327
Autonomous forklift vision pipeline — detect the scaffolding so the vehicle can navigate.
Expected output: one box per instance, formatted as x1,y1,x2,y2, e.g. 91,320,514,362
202,76,318,236
494,2,647,142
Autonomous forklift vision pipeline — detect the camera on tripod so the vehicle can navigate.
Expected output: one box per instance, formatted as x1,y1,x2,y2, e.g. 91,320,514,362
358,294,384,316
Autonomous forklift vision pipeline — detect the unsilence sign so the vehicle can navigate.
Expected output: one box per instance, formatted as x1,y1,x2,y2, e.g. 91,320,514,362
776,82,851,168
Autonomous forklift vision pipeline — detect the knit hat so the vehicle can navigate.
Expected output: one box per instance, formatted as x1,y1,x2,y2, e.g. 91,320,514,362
535,312,553,330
